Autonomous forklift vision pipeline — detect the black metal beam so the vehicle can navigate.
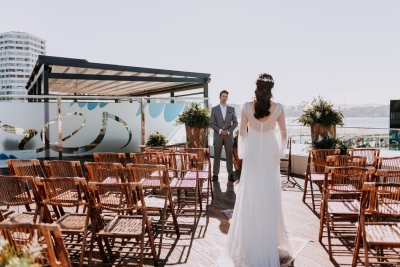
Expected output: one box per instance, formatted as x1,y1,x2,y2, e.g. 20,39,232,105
128,83,207,97
48,73,207,83
39,55,211,79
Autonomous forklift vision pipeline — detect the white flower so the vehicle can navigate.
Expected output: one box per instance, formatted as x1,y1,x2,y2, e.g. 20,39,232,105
325,111,329,115
315,111,321,119
5,257,22,267
0,235,7,252
335,144,341,149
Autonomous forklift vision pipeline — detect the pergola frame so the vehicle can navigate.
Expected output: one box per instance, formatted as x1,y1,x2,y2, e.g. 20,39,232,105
26,55,210,101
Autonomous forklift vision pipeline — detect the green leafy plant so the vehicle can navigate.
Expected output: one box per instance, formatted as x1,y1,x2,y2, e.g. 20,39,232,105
145,131,168,147
175,102,210,128
0,233,45,267
312,135,353,155
298,95,344,127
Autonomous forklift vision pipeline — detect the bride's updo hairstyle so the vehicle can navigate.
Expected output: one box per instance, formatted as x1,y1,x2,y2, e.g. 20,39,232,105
254,73,274,119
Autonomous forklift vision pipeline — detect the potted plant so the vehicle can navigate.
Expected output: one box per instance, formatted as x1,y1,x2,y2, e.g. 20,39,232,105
232,129,242,171
175,102,210,148
298,95,344,142
312,135,353,155
146,131,168,147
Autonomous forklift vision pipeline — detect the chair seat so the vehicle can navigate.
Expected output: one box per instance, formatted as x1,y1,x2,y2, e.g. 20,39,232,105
1,212,36,224
170,178,197,189
310,173,330,182
56,213,88,233
378,203,400,214
184,171,209,180
150,170,174,177
51,190,81,205
102,177,124,184
141,195,177,209
365,222,400,245
99,216,151,237
330,184,358,192
327,199,360,214
142,178,162,188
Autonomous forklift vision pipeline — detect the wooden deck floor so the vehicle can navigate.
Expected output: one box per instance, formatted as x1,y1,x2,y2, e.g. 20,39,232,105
0,158,382,266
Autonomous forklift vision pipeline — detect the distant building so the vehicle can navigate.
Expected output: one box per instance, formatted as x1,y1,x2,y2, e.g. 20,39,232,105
0,31,46,101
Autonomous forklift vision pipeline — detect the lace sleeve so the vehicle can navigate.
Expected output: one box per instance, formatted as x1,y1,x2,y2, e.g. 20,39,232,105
238,103,249,159
276,104,288,158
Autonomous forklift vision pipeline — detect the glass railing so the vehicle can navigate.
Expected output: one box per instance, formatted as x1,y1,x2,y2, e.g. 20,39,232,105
0,95,210,166
287,124,400,151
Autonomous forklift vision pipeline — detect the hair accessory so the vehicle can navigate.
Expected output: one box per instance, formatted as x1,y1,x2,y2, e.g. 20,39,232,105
257,73,274,83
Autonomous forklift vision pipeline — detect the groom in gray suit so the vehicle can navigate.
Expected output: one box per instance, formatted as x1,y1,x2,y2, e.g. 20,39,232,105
210,90,238,182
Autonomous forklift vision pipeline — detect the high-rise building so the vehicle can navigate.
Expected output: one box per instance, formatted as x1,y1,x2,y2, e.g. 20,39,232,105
0,31,46,101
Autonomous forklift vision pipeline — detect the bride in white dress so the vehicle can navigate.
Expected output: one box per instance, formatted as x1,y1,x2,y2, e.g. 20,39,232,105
215,73,292,267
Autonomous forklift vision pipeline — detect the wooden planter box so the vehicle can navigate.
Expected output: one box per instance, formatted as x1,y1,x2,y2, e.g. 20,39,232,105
185,125,206,148
310,124,336,141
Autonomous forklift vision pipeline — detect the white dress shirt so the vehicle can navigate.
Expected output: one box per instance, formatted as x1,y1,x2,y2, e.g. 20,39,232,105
219,104,229,134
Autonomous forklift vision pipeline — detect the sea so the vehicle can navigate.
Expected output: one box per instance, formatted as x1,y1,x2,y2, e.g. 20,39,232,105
286,117,390,129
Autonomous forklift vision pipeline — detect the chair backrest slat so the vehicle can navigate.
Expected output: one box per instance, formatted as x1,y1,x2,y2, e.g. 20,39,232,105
347,148,380,166
7,159,46,178
44,160,84,178
93,152,127,166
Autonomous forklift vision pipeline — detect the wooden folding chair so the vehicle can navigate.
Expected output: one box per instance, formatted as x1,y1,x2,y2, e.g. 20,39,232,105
0,223,72,266
0,175,42,224
302,149,340,211
181,147,213,202
126,163,180,255
93,152,127,166
375,169,400,183
84,162,126,183
163,152,201,222
88,181,158,266
36,177,91,267
353,182,400,267
319,166,374,259
347,148,380,166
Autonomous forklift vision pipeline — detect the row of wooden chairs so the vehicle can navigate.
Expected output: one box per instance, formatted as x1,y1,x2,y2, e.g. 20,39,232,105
0,173,158,266
318,166,400,264
302,148,400,211
1,152,211,266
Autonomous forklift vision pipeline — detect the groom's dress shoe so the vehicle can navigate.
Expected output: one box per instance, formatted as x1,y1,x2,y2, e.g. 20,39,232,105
228,174,236,182
212,175,219,181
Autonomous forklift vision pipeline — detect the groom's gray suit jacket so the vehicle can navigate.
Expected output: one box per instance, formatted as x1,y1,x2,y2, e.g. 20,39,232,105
210,105,238,145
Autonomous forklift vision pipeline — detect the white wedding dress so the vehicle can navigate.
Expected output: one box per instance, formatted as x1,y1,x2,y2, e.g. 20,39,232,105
214,101,292,267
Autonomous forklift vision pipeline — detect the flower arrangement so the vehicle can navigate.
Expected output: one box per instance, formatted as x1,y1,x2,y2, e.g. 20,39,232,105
145,131,168,147
0,232,45,267
175,102,210,128
298,96,344,127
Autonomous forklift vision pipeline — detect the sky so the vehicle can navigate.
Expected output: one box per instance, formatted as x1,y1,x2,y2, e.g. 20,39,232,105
1,1,399,107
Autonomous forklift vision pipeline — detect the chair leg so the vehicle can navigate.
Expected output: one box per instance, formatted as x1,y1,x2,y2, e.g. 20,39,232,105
302,175,309,202
157,194,168,257
318,198,325,242
326,205,333,260
310,180,316,211
146,219,158,265
352,224,361,267
168,190,180,237
361,219,369,266
79,213,90,267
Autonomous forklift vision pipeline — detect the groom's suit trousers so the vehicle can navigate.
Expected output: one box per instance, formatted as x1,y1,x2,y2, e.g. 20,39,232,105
213,135,233,176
